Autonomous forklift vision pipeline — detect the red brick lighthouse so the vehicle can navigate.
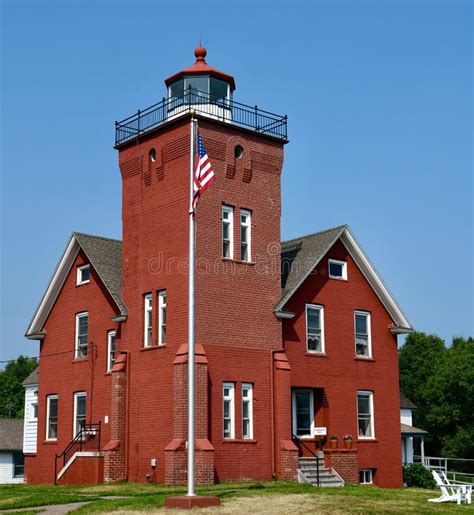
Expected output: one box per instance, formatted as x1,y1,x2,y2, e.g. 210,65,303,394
25,46,411,489
115,44,289,484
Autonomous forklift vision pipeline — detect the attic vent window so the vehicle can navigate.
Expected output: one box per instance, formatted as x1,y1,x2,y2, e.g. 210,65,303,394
328,259,347,280
149,148,156,162
234,145,244,159
77,264,90,285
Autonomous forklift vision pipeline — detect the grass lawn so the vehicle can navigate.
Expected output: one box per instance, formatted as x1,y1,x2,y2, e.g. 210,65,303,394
0,481,471,514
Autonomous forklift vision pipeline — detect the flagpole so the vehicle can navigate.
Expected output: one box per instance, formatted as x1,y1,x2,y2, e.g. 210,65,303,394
187,115,196,497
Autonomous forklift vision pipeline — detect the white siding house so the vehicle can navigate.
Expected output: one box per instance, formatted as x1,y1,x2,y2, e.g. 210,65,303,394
0,419,24,483
400,392,427,465
22,367,39,455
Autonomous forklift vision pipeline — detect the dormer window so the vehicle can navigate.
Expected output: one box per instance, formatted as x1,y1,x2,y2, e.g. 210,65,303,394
77,264,90,285
328,259,347,280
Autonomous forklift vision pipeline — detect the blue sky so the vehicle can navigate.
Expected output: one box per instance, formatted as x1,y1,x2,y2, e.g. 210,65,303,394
1,1,472,363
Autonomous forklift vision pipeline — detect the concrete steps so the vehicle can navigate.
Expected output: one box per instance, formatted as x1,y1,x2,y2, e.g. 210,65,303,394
298,457,344,488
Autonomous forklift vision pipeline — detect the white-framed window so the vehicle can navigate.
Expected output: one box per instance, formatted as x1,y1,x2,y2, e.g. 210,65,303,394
328,259,347,280
75,312,88,359
357,391,375,439
292,389,314,438
222,205,234,259
306,304,325,353
144,293,153,347
31,400,38,420
223,382,235,439
76,264,90,285
107,330,116,372
73,392,87,437
240,209,251,262
158,290,167,346
242,383,254,439
46,394,58,441
355,311,372,357
359,469,374,484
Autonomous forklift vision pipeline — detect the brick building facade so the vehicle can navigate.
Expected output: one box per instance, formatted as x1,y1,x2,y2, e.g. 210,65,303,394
24,47,412,487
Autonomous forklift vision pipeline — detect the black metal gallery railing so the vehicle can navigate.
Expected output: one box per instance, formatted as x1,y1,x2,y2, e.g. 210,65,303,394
292,433,321,487
115,87,288,145
54,422,101,484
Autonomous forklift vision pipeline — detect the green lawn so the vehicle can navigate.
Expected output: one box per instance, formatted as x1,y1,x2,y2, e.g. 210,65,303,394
0,481,471,514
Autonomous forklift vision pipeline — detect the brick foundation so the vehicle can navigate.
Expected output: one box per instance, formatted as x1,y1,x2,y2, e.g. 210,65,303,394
280,440,298,481
324,449,359,484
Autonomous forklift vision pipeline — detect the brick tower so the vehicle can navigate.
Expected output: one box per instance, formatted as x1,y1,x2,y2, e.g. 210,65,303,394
114,46,289,484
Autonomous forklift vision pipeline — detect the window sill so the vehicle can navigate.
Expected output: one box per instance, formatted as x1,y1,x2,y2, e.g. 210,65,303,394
140,345,167,352
222,258,255,266
305,352,328,358
76,281,90,287
222,439,257,444
354,356,375,362
72,358,88,364
328,276,348,281
43,440,58,445
357,438,378,443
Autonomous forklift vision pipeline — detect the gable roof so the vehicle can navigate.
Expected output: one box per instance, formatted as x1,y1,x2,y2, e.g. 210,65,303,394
22,366,39,387
400,392,417,409
25,233,125,339
276,225,413,332
0,419,24,451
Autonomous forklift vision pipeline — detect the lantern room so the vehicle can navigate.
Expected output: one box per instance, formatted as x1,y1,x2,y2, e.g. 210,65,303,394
164,46,236,121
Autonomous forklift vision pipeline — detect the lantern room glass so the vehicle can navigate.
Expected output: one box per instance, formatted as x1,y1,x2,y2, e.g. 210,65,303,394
168,76,230,107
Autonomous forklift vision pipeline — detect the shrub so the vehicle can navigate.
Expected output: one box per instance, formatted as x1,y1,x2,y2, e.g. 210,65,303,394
403,464,436,488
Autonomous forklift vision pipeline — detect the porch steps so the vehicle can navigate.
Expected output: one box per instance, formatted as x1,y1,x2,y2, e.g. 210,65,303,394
298,457,344,488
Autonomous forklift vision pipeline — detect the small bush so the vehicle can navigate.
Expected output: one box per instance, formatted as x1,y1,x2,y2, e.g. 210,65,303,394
403,464,436,488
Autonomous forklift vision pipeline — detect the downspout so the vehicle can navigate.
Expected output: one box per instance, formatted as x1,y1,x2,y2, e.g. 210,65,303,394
270,344,285,479
125,349,130,481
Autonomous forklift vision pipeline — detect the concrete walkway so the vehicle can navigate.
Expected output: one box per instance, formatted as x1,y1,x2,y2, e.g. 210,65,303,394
1,496,130,514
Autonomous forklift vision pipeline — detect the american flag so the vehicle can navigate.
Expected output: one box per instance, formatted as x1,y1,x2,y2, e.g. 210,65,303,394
192,129,215,214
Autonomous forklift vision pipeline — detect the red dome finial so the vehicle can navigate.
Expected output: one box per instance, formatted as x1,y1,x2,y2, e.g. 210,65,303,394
194,43,207,63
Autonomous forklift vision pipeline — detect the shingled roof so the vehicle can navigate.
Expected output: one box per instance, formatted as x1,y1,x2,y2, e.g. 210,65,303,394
22,366,39,386
276,224,412,332
400,392,417,409
0,419,24,451
73,233,125,315
26,233,125,339
280,225,346,302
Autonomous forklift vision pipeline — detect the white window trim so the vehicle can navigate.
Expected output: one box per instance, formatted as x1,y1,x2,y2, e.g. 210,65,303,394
328,259,347,280
107,330,116,372
354,311,372,358
75,312,88,359
158,290,166,346
359,468,374,484
242,383,254,439
73,391,87,438
240,209,251,262
144,293,153,347
292,389,315,438
31,400,38,421
76,264,90,285
46,394,58,441
305,304,325,353
223,382,235,439
222,205,234,259
357,390,375,439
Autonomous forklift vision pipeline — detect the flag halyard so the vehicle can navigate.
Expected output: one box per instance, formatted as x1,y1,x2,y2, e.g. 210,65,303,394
191,129,215,214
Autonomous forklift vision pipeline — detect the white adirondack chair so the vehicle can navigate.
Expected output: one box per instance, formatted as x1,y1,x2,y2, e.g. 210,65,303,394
428,470,472,505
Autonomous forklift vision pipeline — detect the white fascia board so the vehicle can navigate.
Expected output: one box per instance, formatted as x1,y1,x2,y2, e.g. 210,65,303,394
340,227,413,331
25,235,80,338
